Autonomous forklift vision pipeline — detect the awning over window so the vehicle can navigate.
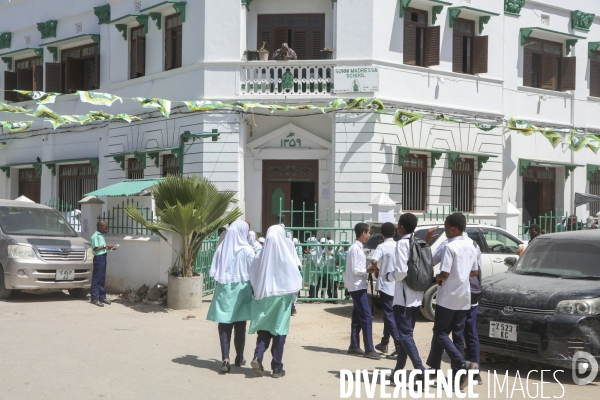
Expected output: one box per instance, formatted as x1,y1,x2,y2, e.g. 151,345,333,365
397,146,498,171
587,164,600,180
109,14,149,40
0,161,42,178
40,34,100,62
0,48,43,70
43,157,99,176
520,27,585,54
448,6,500,33
85,179,163,197
140,1,187,28
518,158,584,179
105,148,178,170
399,0,452,23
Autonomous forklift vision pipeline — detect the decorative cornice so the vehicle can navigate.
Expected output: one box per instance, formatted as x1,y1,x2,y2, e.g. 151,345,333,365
37,20,57,39
93,4,111,25
173,2,186,22
399,0,411,18
571,10,594,32
479,16,490,34
589,42,600,59
136,15,149,34
242,0,253,11
504,0,525,17
432,6,443,25
150,12,162,29
566,39,578,56
115,24,127,40
47,46,58,62
0,32,11,50
1,57,12,70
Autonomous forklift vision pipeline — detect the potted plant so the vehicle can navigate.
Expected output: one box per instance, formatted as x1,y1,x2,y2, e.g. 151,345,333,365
257,41,269,61
321,47,334,59
245,49,258,61
125,175,241,310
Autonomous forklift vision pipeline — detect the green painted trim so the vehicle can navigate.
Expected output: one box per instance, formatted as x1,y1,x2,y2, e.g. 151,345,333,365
432,6,444,25
41,34,102,47
150,12,162,29
173,2,186,22
1,57,12,70
116,24,127,40
136,15,149,34
479,16,490,34
587,164,600,180
571,10,595,32
399,0,411,18
520,28,533,46
519,27,586,46
134,152,147,169
47,47,58,62
33,48,43,57
0,47,44,58
43,157,100,176
147,152,160,168
37,20,57,39
566,39,578,56
112,155,126,170
0,32,11,50
93,4,111,25
589,42,600,58
519,158,583,179
504,0,525,17
448,6,500,28
397,146,411,166
0,167,10,178
241,0,253,11
448,8,461,28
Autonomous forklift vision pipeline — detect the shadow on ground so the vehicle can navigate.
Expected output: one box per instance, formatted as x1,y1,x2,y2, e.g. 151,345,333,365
171,355,264,378
2,290,79,303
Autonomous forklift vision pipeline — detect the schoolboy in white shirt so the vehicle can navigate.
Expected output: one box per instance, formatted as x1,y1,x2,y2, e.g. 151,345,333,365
371,222,401,359
425,213,479,391
344,223,381,360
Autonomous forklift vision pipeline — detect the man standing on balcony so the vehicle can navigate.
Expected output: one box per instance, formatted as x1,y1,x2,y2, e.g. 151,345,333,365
90,220,117,307
272,43,297,61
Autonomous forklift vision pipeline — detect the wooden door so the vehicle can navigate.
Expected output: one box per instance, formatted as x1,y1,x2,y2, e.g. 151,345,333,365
264,181,291,230
18,168,41,203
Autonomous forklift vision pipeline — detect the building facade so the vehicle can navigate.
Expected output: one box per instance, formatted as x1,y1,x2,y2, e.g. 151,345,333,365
1,0,599,237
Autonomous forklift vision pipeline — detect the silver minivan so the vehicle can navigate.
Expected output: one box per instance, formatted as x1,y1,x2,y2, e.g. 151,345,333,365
0,200,93,299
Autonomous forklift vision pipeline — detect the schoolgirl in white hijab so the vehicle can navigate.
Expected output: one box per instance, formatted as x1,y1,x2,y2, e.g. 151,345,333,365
248,231,262,253
248,225,302,378
207,220,256,374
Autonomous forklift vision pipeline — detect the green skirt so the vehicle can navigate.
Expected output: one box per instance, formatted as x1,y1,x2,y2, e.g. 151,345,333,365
206,281,253,324
248,293,294,336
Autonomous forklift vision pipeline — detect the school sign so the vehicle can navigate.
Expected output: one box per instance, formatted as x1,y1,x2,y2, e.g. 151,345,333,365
333,67,379,93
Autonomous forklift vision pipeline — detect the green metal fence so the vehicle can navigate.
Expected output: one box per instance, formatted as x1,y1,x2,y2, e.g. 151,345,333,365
45,198,81,232
518,209,594,240
98,199,154,235
420,205,495,225
193,233,219,295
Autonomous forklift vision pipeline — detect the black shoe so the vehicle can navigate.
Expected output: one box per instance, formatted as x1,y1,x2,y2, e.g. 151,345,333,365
363,350,382,360
100,298,111,305
91,300,104,307
375,343,389,353
459,361,479,390
291,308,297,316
347,347,365,356
271,369,286,378
234,356,246,367
386,350,398,360
220,361,231,374
475,373,483,385
250,358,264,376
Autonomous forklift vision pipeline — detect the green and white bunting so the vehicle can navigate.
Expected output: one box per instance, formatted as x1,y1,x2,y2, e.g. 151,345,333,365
28,105,66,129
13,91,61,104
133,97,171,118
185,100,231,112
78,91,123,107
507,118,537,135
394,110,422,128
1,121,33,133
0,102,30,114
111,113,142,123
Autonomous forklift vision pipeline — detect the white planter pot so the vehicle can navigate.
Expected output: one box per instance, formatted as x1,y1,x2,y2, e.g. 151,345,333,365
167,274,203,310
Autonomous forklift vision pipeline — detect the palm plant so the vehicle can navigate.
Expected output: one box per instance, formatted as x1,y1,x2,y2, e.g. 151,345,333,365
125,175,242,278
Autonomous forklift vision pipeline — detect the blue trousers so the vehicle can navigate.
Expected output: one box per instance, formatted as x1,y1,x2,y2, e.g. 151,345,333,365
426,305,467,371
453,305,480,365
349,289,374,352
218,321,246,361
379,292,400,351
393,305,425,374
91,253,107,301
254,330,286,370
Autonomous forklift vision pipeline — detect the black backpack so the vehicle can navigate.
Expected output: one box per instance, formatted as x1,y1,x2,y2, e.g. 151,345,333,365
405,235,434,292
470,267,483,304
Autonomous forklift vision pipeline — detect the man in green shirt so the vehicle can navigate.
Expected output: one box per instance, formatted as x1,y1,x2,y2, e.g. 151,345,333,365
90,220,117,307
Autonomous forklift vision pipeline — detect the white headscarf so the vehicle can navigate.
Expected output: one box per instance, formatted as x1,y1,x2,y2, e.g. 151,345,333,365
288,237,301,267
209,220,254,284
248,231,262,253
250,225,302,301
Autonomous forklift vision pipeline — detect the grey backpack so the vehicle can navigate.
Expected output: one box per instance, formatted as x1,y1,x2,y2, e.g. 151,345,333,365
405,235,434,292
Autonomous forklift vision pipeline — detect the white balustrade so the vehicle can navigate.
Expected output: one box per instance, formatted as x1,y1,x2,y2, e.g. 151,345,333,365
240,62,335,95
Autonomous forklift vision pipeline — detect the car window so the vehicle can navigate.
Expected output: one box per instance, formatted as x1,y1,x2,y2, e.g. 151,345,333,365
515,239,600,278
482,229,520,254
0,206,77,237
415,228,444,245
465,228,486,251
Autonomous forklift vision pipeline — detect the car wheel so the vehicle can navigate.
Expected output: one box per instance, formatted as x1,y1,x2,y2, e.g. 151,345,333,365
420,285,437,322
0,266,13,300
68,288,90,299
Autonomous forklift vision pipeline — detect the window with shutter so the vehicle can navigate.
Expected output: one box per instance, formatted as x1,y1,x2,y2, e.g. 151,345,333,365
473,36,488,74
403,8,428,67
165,13,182,71
590,58,600,97
424,26,440,67
560,56,576,91
165,28,173,70
16,68,33,101
523,49,533,87
3,71,18,102
130,26,146,79
45,62,63,93
257,14,325,60
402,154,428,212
33,65,43,91
137,36,146,76
523,38,564,91
59,44,100,92
452,34,463,73
130,30,138,79
174,27,182,68
65,57,84,92
451,158,475,213
541,54,556,90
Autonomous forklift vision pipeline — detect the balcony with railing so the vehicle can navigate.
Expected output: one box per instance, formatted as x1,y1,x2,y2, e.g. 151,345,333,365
240,62,335,96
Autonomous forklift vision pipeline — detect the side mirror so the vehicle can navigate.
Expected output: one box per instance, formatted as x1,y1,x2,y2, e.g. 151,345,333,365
504,257,517,267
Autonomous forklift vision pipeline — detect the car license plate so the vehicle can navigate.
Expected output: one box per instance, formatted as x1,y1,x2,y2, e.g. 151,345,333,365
55,270,75,281
489,321,517,341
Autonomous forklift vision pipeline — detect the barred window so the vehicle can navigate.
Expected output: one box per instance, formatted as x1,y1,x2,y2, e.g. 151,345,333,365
402,154,427,212
162,154,179,177
590,170,600,216
451,158,474,213
128,158,144,180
